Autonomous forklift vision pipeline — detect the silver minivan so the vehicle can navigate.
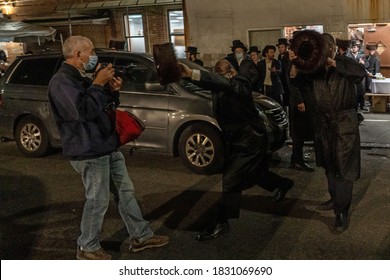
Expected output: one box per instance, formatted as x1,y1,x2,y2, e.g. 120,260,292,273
0,50,287,174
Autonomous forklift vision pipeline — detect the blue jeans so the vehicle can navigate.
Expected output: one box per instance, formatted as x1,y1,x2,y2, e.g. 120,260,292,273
70,151,153,252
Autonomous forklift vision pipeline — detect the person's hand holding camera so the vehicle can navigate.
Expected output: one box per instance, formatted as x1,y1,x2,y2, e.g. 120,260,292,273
108,76,122,92
93,63,115,87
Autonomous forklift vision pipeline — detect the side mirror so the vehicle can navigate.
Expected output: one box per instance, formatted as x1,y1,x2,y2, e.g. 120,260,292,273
145,82,165,91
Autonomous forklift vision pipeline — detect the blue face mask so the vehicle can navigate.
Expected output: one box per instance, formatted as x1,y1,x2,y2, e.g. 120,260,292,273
235,52,244,60
83,55,98,71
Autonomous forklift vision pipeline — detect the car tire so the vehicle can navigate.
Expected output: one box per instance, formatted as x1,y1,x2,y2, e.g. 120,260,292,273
15,116,52,157
178,123,224,175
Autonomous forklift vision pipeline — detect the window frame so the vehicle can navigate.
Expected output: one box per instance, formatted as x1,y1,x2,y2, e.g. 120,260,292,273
124,13,146,52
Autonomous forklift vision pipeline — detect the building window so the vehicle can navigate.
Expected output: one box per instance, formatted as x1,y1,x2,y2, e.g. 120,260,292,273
124,14,146,52
283,25,323,39
168,10,185,57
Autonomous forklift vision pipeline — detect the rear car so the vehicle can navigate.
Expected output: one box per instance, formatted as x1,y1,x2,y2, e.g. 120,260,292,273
0,50,287,174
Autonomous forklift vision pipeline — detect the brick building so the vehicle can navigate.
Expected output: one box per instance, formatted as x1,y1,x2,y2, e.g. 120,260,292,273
3,0,183,58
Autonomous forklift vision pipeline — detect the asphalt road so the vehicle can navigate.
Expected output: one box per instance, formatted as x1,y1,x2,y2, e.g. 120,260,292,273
1,119,390,260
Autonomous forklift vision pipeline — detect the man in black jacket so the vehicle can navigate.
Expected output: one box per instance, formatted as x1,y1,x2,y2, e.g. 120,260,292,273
179,59,294,241
257,45,285,105
289,31,366,232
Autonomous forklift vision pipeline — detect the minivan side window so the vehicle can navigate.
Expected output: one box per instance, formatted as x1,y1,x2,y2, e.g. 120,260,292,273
8,57,60,86
115,57,158,92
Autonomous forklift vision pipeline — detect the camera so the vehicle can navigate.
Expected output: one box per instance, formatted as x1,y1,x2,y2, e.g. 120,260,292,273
97,63,126,78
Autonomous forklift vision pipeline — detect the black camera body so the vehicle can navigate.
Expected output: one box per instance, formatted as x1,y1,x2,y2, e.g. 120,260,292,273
98,63,126,78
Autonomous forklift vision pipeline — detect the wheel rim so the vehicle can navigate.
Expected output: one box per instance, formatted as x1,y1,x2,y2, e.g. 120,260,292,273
185,132,215,167
20,123,42,151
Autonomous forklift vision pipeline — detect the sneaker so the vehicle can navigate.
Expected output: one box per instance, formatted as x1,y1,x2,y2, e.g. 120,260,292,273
76,246,112,260
129,235,169,253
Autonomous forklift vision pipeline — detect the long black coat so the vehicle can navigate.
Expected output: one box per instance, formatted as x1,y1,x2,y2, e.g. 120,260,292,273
192,70,268,191
288,66,315,141
289,55,366,181
278,53,291,106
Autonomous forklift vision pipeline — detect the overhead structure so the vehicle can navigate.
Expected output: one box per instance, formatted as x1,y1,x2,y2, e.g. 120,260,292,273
56,0,182,11
0,17,56,44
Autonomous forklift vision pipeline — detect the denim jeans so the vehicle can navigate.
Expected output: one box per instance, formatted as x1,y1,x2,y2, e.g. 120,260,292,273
70,151,153,252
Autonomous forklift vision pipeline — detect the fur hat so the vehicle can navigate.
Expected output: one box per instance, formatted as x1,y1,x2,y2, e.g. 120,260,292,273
276,38,289,46
289,30,328,73
231,40,248,53
153,43,181,85
262,45,276,57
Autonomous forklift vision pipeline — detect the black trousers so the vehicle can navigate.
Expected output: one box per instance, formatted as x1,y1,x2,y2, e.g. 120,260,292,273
217,170,290,222
264,85,283,105
326,172,353,215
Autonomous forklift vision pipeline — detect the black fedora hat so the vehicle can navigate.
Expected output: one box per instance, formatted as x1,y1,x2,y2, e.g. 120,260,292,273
366,44,378,50
289,30,327,73
276,38,289,46
248,46,260,54
336,38,351,51
231,40,248,53
185,46,200,54
351,40,361,47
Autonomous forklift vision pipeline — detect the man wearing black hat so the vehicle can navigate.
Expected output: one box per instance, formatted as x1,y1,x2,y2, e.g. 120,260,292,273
257,45,284,105
225,39,249,71
336,38,351,56
277,38,291,107
225,40,259,92
178,58,294,241
185,46,204,66
365,44,380,92
289,31,366,232
348,40,369,111
248,45,261,64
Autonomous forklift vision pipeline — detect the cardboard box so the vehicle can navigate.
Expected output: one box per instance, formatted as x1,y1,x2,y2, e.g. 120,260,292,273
371,96,387,113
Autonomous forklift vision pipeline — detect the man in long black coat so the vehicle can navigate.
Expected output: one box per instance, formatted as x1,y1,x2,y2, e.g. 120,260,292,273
179,59,294,241
288,64,315,171
289,32,366,232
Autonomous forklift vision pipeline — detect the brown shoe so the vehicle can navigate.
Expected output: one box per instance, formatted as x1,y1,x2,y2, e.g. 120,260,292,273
129,235,169,253
76,247,112,260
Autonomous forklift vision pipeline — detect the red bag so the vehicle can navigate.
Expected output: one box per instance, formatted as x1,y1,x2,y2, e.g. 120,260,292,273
115,109,145,146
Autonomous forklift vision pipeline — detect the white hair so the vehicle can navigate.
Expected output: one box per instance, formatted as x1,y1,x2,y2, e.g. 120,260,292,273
62,36,93,59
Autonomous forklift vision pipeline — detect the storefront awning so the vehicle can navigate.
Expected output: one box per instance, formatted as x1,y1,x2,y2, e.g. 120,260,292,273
0,18,56,43
56,0,182,11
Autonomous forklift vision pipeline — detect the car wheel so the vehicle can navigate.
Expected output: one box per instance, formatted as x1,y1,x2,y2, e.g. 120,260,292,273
178,123,224,175
15,116,52,157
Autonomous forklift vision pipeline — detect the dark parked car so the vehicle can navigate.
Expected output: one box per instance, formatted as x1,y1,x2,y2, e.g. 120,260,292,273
0,50,287,174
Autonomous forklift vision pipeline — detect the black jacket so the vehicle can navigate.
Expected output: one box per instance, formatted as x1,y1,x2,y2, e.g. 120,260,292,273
257,59,284,96
289,55,366,180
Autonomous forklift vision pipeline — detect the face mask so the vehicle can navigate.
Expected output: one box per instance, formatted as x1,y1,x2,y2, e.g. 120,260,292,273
83,55,98,71
235,52,244,60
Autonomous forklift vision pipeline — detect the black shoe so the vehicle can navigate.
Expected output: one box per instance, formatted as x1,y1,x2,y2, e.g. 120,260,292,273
290,162,314,172
273,179,294,202
195,221,230,241
315,199,334,211
335,212,349,232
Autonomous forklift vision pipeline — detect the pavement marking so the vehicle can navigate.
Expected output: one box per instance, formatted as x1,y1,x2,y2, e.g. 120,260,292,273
363,119,390,122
